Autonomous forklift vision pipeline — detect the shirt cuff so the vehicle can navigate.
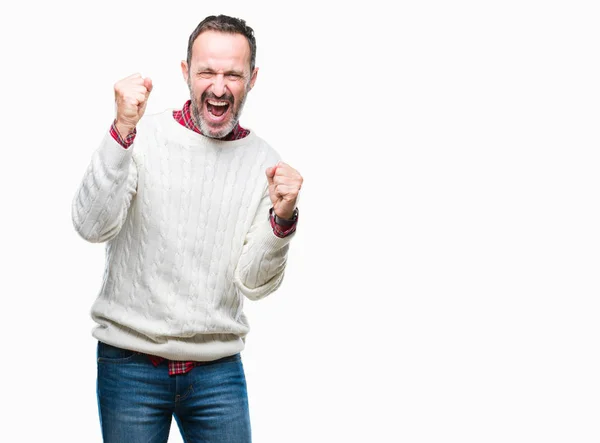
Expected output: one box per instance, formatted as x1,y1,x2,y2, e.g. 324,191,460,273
110,120,137,148
269,207,298,238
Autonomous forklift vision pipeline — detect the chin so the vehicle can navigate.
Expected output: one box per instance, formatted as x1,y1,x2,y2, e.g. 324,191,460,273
204,125,231,139
201,118,236,139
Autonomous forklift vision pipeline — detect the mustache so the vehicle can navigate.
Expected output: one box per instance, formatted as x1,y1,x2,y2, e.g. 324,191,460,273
201,90,234,104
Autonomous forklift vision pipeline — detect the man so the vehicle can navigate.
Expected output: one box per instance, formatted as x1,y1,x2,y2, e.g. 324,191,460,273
72,14,302,443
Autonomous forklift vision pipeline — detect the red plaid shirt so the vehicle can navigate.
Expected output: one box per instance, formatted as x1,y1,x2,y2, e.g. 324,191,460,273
109,101,297,375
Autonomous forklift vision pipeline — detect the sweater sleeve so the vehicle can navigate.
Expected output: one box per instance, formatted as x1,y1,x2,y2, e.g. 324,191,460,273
234,186,296,301
71,133,138,243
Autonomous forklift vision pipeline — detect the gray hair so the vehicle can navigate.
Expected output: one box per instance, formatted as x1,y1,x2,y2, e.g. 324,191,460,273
187,15,257,72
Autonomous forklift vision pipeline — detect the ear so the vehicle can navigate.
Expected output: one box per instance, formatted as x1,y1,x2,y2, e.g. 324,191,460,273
181,60,189,83
248,67,259,91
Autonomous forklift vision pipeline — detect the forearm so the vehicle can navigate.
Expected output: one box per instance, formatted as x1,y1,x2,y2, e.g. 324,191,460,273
234,196,295,300
71,132,137,243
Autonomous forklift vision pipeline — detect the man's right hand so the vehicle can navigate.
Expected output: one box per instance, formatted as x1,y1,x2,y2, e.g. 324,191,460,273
114,73,153,138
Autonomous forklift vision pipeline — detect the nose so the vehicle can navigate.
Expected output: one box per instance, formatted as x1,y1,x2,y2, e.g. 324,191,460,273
210,74,227,97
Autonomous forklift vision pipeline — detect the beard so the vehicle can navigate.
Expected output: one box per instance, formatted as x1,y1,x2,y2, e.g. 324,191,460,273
188,83,249,139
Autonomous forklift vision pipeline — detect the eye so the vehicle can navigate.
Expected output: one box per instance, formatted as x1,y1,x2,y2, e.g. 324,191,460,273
227,74,242,80
198,72,214,79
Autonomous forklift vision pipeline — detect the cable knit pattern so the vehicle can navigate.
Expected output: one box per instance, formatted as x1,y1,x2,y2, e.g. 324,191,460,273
72,110,294,361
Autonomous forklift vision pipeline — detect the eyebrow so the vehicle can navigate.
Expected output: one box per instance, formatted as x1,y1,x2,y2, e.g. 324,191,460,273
196,67,245,76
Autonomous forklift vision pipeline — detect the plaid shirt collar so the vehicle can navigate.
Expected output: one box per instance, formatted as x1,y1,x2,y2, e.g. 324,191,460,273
173,100,250,140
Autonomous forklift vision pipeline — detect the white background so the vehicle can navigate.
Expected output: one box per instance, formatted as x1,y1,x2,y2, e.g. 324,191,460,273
1,0,599,442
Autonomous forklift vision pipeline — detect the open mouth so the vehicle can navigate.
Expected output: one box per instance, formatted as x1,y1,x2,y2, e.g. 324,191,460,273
205,99,231,121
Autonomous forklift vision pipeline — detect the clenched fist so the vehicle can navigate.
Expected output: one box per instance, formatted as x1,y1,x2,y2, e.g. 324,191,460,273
265,161,303,220
114,73,153,137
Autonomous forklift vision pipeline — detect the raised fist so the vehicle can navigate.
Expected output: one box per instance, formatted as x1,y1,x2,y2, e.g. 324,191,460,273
265,161,303,220
114,73,153,136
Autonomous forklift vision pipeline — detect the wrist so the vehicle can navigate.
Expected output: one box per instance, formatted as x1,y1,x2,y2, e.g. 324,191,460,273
272,207,298,226
115,120,136,138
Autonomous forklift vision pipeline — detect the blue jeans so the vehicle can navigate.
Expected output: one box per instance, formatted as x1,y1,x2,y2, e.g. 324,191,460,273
96,341,251,442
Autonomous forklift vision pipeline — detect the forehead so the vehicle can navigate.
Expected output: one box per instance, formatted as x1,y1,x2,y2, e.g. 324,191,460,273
190,30,251,70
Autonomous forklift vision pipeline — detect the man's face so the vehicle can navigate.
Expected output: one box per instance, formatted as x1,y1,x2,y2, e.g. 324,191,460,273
182,30,258,139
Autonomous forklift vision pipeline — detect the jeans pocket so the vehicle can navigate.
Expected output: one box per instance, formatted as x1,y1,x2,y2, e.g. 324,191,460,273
97,341,140,364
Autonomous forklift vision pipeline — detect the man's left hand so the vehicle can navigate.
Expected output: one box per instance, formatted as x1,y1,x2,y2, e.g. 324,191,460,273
265,161,303,220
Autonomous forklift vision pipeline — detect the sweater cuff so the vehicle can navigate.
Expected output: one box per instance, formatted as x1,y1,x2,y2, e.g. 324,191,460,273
99,131,135,169
255,209,296,253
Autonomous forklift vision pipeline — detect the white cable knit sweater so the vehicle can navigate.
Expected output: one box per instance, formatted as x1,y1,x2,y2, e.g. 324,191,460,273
72,110,293,361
